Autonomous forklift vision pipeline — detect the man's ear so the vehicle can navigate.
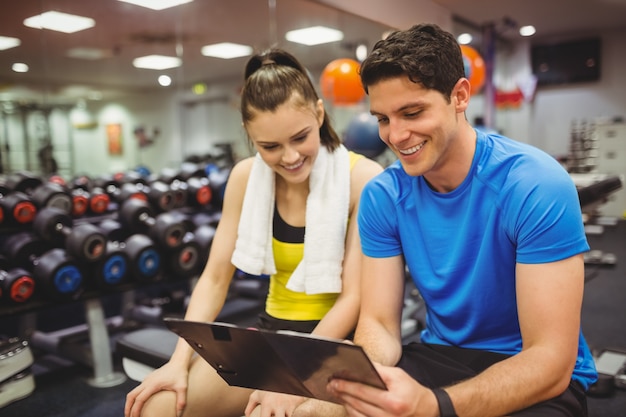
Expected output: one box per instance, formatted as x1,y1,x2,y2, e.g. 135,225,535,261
453,78,471,112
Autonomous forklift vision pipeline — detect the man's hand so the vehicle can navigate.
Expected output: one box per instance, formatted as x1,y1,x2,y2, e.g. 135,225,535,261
327,362,439,417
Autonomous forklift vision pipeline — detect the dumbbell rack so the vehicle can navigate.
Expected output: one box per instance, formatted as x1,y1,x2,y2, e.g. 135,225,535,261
0,165,227,388
15,296,128,387
0,208,214,388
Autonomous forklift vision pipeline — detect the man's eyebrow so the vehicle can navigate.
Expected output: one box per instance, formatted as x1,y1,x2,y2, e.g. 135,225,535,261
370,101,426,116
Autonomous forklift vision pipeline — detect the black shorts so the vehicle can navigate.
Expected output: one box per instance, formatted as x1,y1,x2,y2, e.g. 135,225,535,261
397,343,588,417
255,311,320,334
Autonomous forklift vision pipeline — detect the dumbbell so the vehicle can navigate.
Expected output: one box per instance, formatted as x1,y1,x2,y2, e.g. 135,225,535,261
68,175,112,215
30,182,73,213
1,179,72,215
193,224,216,267
4,172,43,195
33,207,107,263
163,211,215,275
145,180,178,212
0,256,36,304
118,199,187,250
158,164,212,209
93,175,146,208
206,166,230,209
0,192,37,228
2,233,83,299
162,232,203,279
165,177,211,209
70,187,111,217
98,219,161,283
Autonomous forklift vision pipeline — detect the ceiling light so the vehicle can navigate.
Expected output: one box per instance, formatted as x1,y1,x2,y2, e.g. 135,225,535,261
0,36,21,51
23,11,95,34
355,44,368,62
285,26,344,46
117,0,193,10
457,33,473,45
158,75,172,86
133,54,182,70
67,47,113,60
12,63,29,73
519,25,536,37
201,42,253,59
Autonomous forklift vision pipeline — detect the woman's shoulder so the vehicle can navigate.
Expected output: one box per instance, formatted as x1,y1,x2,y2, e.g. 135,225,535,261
350,153,384,184
229,155,256,181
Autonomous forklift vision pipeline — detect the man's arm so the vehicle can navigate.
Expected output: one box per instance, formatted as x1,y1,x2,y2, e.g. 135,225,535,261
354,254,407,366
332,254,585,417
446,254,585,416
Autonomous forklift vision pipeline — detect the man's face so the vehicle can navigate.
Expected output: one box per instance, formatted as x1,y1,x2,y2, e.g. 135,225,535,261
368,76,470,191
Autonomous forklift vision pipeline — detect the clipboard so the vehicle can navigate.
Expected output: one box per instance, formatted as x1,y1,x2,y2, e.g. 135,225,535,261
163,317,386,403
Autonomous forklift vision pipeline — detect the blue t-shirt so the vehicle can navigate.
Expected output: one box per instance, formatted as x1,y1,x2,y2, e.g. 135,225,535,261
358,130,597,389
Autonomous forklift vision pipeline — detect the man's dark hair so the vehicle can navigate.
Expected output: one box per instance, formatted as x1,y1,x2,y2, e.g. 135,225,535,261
360,23,465,102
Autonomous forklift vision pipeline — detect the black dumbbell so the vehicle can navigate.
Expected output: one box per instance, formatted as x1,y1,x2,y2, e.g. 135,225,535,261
166,211,216,264
30,182,73,213
123,234,162,282
5,173,72,213
2,232,83,299
33,207,107,263
194,224,216,265
98,219,160,283
0,267,36,304
118,199,187,250
206,167,230,209
0,255,36,304
163,232,202,279
0,192,38,228
146,180,177,212
4,172,43,195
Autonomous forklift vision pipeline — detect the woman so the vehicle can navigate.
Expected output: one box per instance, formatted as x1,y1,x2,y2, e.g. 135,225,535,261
124,48,383,417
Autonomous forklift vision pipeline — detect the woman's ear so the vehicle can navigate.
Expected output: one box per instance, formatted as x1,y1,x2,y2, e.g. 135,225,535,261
316,99,325,127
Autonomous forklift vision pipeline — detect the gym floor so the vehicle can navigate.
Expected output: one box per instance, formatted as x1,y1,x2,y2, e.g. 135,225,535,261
0,220,624,417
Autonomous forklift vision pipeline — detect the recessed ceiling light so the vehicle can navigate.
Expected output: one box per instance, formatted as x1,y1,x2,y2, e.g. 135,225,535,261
519,25,536,37
158,75,172,86
285,26,344,46
355,44,368,61
0,36,21,51
457,33,473,45
117,0,193,11
133,54,182,70
23,11,95,34
201,42,253,59
12,63,29,73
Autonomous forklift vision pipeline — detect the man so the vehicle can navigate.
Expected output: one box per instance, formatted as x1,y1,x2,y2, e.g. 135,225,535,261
328,23,597,417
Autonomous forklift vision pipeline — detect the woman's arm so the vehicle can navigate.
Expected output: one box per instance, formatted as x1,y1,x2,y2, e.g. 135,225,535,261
125,158,254,417
171,158,255,360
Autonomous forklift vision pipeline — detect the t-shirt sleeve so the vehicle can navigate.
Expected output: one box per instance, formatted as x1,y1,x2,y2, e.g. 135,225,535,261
358,175,403,258
505,160,590,264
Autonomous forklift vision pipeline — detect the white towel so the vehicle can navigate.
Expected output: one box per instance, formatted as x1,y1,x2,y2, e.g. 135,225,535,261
231,145,350,294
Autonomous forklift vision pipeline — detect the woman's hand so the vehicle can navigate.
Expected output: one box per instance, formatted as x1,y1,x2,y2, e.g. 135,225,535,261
244,390,307,417
124,361,190,417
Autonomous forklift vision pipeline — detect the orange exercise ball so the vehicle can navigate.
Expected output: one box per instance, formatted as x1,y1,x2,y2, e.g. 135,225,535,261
320,58,366,106
460,45,486,95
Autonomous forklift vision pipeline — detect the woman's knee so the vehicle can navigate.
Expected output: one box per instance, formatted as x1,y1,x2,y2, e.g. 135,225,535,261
139,390,178,417
294,399,346,417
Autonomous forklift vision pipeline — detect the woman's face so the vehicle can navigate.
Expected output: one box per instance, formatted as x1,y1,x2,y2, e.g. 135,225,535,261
246,97,324,185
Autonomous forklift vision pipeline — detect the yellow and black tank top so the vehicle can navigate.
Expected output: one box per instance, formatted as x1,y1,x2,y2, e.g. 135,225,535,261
265,151,363,321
